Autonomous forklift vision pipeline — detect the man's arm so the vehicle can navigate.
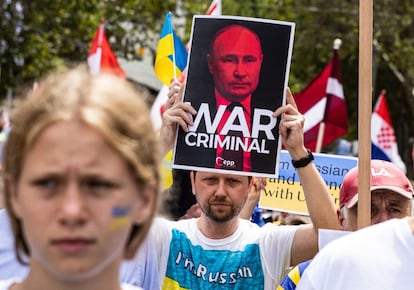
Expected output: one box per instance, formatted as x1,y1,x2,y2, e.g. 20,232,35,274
273,88,340,266
159,80,197,157
239,177,266,220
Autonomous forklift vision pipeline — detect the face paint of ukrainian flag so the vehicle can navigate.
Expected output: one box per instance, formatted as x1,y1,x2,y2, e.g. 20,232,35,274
110,206,131,230
163,229,264,289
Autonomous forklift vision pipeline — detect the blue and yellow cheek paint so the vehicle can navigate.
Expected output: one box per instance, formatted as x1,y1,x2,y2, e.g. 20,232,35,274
110,206,131,230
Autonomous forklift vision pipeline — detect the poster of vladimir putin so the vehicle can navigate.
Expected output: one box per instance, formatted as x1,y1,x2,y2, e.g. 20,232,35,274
172,15,295,178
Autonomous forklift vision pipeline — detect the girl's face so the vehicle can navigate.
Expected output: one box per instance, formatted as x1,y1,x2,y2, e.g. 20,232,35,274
10,120,151,280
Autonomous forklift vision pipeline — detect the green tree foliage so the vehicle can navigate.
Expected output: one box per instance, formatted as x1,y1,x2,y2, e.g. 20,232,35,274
2,0,414,174
0,0,176,96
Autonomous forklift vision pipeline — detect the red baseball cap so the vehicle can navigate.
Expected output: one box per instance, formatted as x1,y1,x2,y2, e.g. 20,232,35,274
340,159,413,208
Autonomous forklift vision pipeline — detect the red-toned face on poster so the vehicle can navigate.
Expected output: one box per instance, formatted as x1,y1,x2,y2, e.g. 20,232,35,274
207,25,263,102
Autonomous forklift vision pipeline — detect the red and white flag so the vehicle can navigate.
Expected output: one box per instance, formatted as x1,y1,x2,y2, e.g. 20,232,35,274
150,0,222,131
206,0,222,16
294,39,348,152
87,21,126,78
371,90,406,173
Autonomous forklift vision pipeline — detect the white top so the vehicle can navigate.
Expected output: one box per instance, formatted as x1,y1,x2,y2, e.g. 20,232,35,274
0,278,142,290
0,210,29,279
150,217,297,290
297,217,414,290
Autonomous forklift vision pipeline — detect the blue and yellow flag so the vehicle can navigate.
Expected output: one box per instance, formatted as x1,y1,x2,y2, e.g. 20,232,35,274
155,12,188,86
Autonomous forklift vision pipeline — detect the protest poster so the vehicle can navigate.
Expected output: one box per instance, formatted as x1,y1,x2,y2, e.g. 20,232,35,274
259,151,358,214
172,15,295,178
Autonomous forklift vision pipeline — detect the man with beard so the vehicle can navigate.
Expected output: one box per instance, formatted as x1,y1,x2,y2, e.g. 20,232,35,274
150,82,340,290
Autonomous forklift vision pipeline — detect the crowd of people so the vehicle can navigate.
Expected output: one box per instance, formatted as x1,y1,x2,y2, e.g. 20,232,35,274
0,22,413,290
1,66,413,290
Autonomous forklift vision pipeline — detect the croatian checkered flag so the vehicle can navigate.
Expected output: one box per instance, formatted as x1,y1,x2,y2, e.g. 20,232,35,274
371,90,406,173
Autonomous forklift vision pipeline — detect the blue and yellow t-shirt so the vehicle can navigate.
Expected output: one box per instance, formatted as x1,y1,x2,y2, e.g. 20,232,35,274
150,217,297,290
277,260,312,290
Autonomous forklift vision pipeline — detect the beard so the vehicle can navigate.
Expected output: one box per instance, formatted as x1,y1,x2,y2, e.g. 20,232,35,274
199,196,240,222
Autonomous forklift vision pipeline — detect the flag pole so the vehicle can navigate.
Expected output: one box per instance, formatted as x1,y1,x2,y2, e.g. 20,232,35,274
315,39,342,153
357,0,373,229
315,122,325,153
98,20,104,46
169,12,177,80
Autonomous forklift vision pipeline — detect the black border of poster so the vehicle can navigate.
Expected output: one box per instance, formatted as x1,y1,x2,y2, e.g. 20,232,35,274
172,15,295,178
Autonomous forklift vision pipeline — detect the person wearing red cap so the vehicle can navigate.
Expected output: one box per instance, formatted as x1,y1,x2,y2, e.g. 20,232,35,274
278,159,413,290
338,159,413,230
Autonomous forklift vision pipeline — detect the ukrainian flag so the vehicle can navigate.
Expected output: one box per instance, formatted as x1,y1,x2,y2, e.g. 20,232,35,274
155,12,188,86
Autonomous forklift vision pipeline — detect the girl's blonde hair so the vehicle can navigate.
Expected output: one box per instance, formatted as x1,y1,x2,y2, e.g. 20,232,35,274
4,65,160,263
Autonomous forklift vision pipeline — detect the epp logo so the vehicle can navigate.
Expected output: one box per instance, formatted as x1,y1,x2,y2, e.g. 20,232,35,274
216,157,236,168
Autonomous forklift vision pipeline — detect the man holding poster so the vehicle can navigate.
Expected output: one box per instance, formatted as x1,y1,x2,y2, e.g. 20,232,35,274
173,16,295,177
154,79,340,289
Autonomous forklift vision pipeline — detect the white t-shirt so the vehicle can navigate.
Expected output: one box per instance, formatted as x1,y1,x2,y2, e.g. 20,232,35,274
0,278,20,290
149,217,297,290
0,279,142,290
297,217,414,290
0,210,29,279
